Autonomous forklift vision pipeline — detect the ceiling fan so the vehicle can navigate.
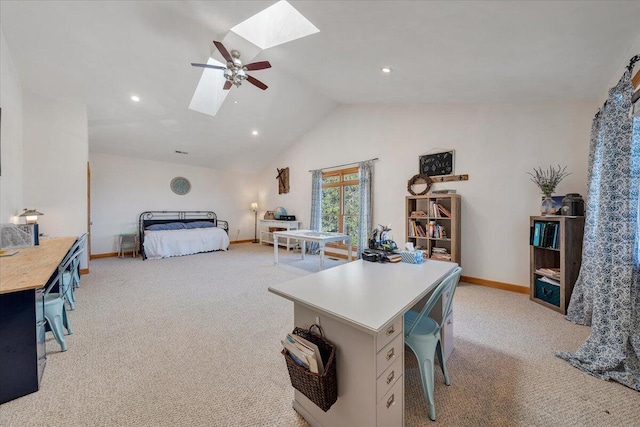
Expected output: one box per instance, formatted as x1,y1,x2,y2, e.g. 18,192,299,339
191,41,272,90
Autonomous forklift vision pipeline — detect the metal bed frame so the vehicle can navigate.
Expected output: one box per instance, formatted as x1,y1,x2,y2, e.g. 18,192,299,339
138,210,229,260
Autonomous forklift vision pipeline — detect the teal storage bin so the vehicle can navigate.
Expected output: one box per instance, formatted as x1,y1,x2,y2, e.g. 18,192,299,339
534,278,560,307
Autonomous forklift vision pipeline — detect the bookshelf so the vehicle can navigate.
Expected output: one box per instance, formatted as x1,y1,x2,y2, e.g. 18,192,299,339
529,216,584,314
405,194,461,265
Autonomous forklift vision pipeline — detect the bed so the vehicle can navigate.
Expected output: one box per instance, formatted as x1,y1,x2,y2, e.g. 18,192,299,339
138,211,229,260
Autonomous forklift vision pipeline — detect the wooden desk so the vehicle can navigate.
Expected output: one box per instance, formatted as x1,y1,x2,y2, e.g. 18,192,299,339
0,237,76,404
273,230,352,268
269,259,457,426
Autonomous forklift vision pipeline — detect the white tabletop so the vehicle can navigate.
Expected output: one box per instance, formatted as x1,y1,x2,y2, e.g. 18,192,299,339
273,229,350,242
268,259,457,334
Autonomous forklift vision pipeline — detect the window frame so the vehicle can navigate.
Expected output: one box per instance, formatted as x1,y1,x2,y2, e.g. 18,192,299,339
321,166,359,251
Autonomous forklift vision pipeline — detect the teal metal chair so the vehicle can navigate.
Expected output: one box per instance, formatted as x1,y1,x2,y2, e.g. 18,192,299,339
59,233,88,310
44,249,82,352
70,233,88,289
404,266,462,421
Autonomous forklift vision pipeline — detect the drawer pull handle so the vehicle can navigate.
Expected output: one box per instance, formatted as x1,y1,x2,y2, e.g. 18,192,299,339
386,370,395,385
386,325,395,336
386,394,395,409
386,347,395,361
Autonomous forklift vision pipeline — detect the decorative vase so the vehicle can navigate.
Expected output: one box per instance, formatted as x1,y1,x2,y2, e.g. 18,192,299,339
542,196,554,215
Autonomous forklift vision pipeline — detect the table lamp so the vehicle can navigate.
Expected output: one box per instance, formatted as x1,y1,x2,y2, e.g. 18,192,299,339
18,209,44,245
19,209,44,224
251,202,259,243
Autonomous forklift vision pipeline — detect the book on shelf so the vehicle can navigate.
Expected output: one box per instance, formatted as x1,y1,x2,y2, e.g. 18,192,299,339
430,246,451,261
535,267,561,280
531,221,560,249
436,204,451,218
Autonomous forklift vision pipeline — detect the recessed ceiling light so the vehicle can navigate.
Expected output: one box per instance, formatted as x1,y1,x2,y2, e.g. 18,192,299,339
252,130,259,136
381,67,393,74
130,95,140,102
234,101,238,104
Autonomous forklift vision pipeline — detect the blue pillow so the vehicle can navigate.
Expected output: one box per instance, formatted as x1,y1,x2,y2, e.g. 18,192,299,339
185,221,215,229
146,222,186,231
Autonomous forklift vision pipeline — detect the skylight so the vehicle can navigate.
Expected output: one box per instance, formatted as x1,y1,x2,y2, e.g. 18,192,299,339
188,58,230,117
230,0,319,50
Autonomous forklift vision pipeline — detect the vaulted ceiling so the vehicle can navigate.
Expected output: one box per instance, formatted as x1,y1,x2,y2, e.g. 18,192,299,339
2,1,639,172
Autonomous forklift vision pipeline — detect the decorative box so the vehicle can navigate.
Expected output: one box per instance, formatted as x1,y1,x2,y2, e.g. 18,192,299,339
400,250,424,264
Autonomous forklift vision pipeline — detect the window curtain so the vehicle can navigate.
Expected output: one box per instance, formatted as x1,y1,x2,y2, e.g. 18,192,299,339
557,68,640,391
358,160,374,258
308,169,322,254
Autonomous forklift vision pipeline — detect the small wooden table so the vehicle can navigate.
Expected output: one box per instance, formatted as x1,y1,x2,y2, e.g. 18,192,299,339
273,230,352,268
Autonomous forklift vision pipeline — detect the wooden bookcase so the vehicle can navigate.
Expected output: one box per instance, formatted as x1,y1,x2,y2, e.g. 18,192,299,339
405,194,461,265
529,216,584,314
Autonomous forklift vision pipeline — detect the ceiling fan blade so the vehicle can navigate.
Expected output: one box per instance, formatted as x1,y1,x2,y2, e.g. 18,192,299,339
223,80,233,90
213,41,233,62
191,63,226,70
246,75,268,90
244,61,272,71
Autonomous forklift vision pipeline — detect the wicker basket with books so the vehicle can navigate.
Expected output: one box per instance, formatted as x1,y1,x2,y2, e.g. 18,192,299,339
281,324,337,412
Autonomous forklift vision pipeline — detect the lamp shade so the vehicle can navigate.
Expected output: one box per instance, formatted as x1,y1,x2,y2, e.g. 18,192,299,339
250,202,258,212
19,209,44,224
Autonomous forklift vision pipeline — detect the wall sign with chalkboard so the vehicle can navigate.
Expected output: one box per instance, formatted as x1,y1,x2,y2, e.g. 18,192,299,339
419,150,455,177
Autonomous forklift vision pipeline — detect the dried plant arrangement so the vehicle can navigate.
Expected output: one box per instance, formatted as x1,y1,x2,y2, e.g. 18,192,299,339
528,165,571,197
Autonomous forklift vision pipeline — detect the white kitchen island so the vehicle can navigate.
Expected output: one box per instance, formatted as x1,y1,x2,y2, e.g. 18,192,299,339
268,259,458,427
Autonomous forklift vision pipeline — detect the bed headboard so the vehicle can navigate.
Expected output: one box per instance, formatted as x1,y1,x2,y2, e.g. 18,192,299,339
138,211,229,259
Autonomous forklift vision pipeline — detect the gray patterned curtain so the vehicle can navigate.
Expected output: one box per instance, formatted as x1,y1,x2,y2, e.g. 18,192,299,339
358,160,374,258
557,68,640,391
308,169,322,254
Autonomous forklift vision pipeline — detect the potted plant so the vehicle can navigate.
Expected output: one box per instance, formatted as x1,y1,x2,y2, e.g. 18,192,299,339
528,165,571,215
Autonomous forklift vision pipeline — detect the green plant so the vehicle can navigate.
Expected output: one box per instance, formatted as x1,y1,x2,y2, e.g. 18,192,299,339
528,165,571,197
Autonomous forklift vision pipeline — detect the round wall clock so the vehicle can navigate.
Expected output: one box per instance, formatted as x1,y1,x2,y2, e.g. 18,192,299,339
170,177,191,195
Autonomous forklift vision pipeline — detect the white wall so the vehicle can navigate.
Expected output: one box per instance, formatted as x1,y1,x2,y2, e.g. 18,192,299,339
258,101,596,287
22,92,89,265
89,152,259,255
0,27,23,223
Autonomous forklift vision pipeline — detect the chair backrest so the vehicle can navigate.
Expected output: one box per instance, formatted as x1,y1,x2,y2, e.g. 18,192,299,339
60,233,88,264
45,248,83,295
405,266,462,337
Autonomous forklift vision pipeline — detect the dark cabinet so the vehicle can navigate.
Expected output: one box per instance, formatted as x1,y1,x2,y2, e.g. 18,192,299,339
0,288,47,404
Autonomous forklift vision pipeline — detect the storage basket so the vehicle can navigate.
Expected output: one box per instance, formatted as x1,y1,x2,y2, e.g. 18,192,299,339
282,324,337,412
534,278,560,307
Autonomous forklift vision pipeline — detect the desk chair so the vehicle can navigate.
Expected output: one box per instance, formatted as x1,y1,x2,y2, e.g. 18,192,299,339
44,249,82,352
404,266,462,421
71,233,88,289
59,233,87,310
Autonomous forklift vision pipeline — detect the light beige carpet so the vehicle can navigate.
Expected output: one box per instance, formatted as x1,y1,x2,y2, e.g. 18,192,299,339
0,243,637,427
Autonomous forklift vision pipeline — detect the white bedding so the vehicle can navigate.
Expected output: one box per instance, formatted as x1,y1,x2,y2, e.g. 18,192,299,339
143,227,229,260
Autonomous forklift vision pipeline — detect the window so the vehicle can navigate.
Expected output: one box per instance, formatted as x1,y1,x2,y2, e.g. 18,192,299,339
321,167,359,248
